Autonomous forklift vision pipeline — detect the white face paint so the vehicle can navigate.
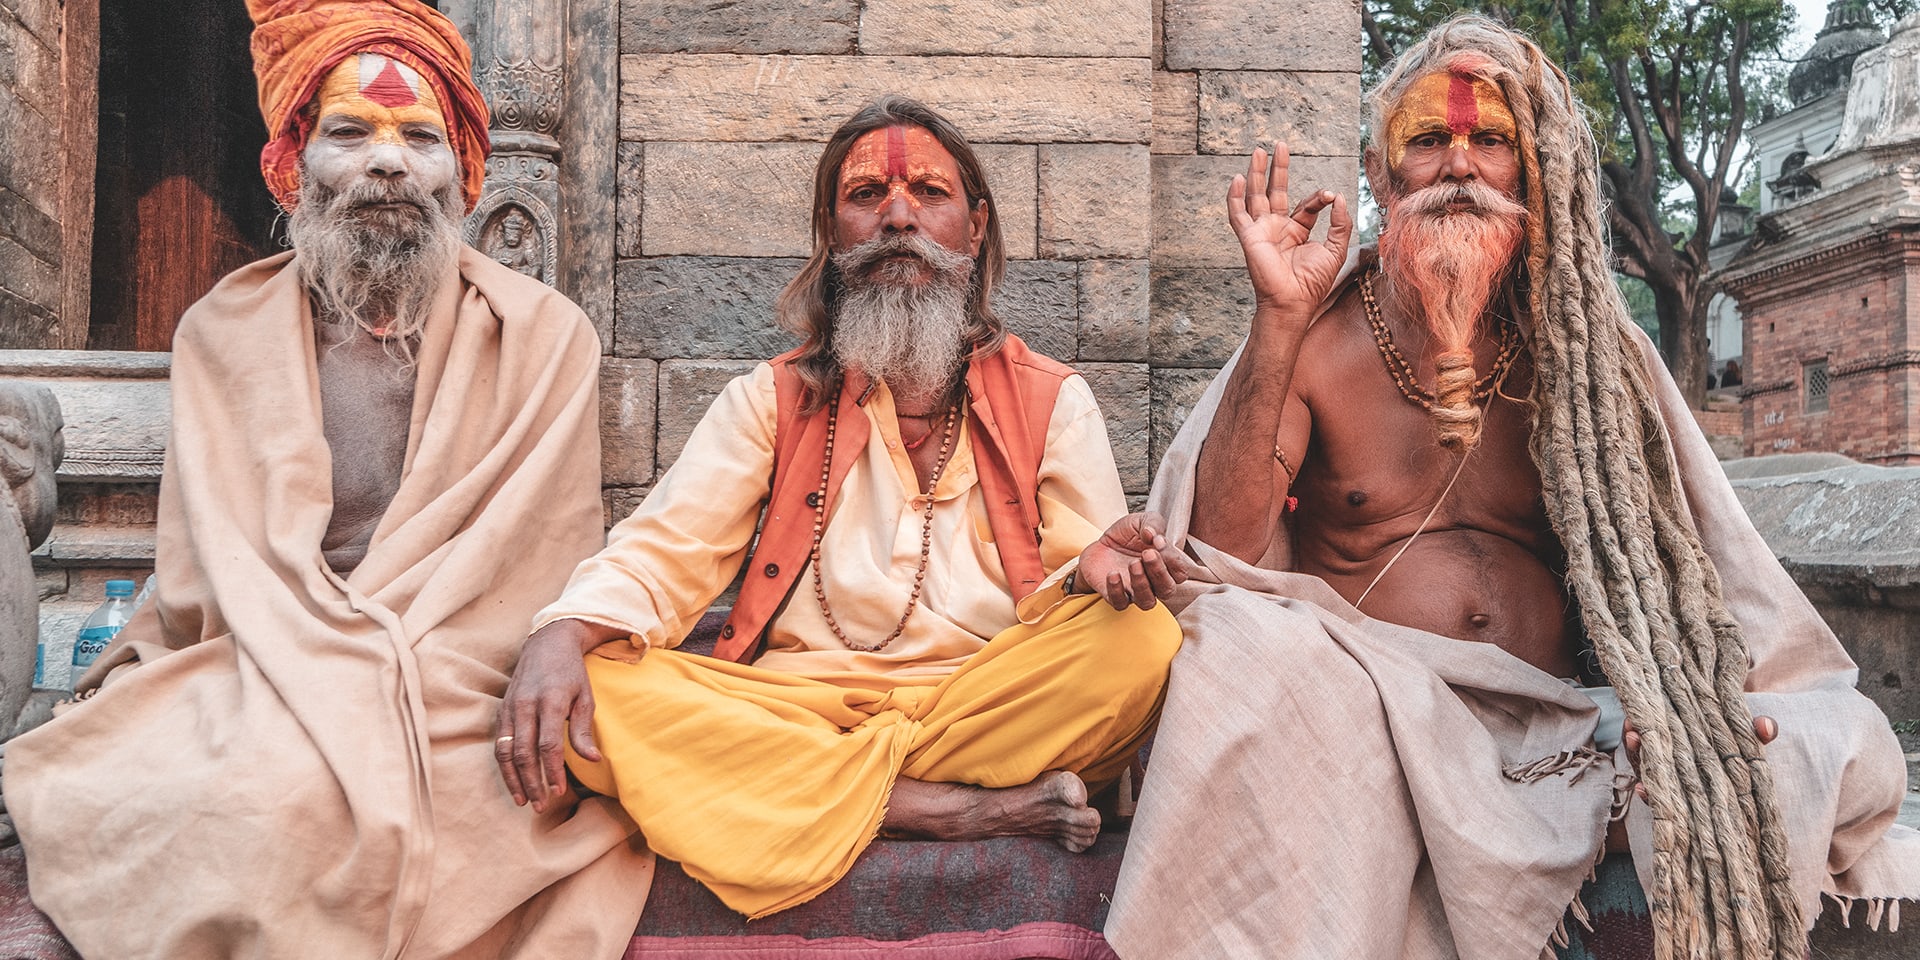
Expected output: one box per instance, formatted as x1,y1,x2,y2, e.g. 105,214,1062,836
300,54,459,204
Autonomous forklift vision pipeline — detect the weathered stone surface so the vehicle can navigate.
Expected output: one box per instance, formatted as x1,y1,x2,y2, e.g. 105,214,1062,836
603,484,653,529
0,185,60,268
1198,70,1362,156
0,234,56,315
1152,70,1197,155
0,350,171,481
641,141,821,257
1038,144,1151,260
0,87,59,214
1077,259,1148,362
657,359,759,471
621,0,857,54
978,144,1036,261
1,0,58,48
53,482,155,526
601,358,657,486
615,257,804,360
1730,462,1920,575
1149,366,1215,474
1077,362,1150,493
859,0,1150,57
0,8,60,120
1162,0,1362,72
0,380,59,735
1152,153,1358,266
994,260,1078,362
615,142,643,259
1150,266,1252,366
620,55,1152,144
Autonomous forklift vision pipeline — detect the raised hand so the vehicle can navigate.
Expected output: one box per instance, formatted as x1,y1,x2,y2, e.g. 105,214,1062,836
1227,143,1354,322
1077,512,1193,611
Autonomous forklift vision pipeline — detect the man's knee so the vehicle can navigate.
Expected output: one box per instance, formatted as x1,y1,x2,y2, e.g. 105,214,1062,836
1055,599,1182,700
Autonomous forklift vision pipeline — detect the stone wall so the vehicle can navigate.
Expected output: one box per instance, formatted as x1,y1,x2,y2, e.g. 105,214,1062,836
0,0,96,350
604,0,1363,515
1724,454,1920,723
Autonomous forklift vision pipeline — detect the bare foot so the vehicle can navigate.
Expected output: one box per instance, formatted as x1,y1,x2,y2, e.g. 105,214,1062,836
883,770,1101,852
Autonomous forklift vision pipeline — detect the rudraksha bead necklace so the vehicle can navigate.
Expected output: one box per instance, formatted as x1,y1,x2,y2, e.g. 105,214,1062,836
1359,267,1523,412
808,385,960,653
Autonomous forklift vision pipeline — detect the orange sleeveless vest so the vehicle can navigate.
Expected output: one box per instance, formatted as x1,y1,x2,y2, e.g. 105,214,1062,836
712,335,1072,663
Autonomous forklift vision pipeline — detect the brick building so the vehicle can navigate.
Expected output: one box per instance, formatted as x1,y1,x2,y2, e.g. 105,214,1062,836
0,0,1362,636
1720,10,1920,464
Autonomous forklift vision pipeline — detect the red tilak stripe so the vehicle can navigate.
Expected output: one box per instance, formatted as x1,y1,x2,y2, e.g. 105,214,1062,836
886,126,908,180
1446,73,1478,135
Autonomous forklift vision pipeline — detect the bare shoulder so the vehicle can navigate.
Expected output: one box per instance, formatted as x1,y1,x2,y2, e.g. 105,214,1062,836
1290,282,1373,405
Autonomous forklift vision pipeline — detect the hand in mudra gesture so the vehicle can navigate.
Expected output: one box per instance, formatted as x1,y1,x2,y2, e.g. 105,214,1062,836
1228,143,1354,321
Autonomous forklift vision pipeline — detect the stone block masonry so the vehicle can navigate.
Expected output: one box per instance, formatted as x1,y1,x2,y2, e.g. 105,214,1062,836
608,0,1361,508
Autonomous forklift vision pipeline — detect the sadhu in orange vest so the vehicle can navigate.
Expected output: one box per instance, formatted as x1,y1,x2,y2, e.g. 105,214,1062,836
713,334,1073,662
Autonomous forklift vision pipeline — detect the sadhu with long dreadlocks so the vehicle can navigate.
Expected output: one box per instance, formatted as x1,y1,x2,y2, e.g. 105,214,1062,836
1106,15,1918,960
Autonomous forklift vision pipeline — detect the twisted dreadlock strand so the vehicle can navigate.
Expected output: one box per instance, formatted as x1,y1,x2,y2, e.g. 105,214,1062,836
1371,17,1803,959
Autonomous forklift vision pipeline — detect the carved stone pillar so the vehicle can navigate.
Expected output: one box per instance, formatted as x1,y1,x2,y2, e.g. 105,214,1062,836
464,1,565,286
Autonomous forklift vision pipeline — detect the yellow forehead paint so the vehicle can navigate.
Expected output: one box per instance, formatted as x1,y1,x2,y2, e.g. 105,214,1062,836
1384,66,1517,168
315,53,446,144
838,125,963,207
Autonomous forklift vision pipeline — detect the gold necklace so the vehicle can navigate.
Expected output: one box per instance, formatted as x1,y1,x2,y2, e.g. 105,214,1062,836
808,385,960,653
1360,268,1523,412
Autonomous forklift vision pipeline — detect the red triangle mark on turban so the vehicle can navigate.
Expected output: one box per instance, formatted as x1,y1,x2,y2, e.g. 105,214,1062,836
248,0,490,213
361,58,419,107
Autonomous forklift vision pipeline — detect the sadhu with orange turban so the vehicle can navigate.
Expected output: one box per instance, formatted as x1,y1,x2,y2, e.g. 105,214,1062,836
250,0,491,212
1,3,656,957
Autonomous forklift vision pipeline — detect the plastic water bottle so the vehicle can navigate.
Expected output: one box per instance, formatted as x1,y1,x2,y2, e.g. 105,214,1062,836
69,580,137,685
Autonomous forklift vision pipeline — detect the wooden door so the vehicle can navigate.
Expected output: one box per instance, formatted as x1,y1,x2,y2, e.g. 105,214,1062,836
87,0,278,351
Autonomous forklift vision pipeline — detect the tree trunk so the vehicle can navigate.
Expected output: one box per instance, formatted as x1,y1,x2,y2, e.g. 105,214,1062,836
1648,274,1709,409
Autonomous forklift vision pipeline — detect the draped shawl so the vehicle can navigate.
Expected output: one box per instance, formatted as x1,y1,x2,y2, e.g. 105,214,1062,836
5,249,653,958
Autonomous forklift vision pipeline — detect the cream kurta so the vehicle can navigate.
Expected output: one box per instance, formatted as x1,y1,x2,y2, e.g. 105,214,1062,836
536,362,1123,677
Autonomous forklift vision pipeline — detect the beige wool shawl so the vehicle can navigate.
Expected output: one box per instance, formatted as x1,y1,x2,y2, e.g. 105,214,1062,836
5,249,653,958
1107,259,1919,959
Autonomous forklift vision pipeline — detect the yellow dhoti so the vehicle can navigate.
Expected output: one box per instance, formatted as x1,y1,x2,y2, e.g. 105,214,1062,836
568,594,1181,918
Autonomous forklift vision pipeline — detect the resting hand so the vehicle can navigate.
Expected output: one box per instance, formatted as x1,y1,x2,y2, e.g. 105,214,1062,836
1228,143,1354,324
1076,512,1193,611
495,619,609,813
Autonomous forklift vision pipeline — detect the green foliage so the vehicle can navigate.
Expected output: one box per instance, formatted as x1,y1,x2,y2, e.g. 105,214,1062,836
1617,274,1661,339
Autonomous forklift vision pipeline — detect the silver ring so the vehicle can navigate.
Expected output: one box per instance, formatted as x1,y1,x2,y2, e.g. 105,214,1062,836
495,735,515,744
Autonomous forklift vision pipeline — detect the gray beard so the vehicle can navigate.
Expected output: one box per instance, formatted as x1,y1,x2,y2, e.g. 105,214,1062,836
829,234,976,407
287,169,464,351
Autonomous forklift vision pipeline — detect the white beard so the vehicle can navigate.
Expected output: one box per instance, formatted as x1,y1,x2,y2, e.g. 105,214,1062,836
829,233,976,407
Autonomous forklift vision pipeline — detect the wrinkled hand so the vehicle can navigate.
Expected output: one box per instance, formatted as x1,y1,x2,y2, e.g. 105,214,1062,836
1077,512,1193,611
1228,143,1354,321
495,621,605,813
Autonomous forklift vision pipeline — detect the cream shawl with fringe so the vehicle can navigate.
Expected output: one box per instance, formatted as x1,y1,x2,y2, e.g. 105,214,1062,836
1107,255,1918,959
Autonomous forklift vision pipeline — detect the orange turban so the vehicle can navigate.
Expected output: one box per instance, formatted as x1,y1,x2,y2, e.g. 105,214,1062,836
248,0,491,213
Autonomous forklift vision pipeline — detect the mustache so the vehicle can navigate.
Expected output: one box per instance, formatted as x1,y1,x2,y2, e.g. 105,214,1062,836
831,232,974,278
1391,180,1527,220
309,178,443,222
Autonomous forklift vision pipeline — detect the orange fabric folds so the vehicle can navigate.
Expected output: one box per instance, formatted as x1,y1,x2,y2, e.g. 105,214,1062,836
248,0,490,211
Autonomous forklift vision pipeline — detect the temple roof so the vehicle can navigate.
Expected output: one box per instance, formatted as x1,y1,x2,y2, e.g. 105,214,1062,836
1788,0,1886,105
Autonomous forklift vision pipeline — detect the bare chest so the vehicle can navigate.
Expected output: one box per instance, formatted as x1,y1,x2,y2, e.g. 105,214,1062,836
313,324,416,572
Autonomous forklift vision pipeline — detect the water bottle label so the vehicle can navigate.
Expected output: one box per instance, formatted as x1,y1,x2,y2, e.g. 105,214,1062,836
72,625,119,669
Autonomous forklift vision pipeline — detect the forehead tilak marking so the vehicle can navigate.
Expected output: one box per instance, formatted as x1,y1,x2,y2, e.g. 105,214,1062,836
1446,72,1479,135
886,125,908,180
358,55,420,108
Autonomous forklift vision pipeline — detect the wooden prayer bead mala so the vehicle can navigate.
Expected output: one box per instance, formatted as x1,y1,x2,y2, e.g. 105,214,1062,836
1359,267,1523,412
808,384,960,653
